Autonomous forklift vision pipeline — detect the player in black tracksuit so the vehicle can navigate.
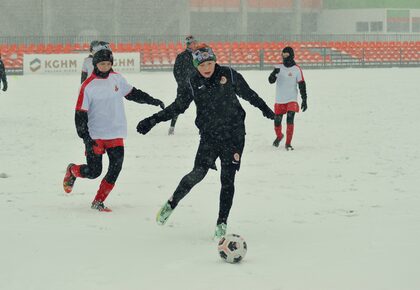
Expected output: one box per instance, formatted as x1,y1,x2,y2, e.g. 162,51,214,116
137,44,275,239
0,55,8,92
168,35,198,135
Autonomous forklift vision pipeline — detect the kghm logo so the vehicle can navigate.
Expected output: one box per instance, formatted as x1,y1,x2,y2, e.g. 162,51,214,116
30,58,41,72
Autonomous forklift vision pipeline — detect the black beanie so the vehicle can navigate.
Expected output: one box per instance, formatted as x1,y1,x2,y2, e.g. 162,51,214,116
93,49,113,66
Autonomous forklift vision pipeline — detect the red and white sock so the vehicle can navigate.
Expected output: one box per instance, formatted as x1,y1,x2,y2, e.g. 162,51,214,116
70,165,83,178
286,124,294,145
93,179,115,202
274,125,283,140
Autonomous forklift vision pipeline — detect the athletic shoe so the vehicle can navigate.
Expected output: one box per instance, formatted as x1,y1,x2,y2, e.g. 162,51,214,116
285,144,294,151
63,163,76,193
214,223,227,240
272,134,284,147
156,201,174,225
91,200,112,212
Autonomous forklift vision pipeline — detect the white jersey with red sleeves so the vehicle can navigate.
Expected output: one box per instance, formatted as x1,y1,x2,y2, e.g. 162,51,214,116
81,56,94,76
274,64,304,104
76,71,133,140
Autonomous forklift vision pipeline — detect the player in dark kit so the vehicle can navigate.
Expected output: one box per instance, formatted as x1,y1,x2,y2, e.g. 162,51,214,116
0,54,8,92
137,43,275,239
168,35,198,135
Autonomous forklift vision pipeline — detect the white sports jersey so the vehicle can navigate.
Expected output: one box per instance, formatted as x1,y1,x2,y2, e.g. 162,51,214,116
82,56,94,76
76,72,133,140
274,64,304,104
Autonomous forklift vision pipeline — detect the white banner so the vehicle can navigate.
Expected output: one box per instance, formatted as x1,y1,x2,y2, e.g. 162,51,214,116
23,53,141,74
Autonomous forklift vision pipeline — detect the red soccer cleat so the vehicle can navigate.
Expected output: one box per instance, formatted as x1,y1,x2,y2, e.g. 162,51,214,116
63,163,76,193
91,200,112,212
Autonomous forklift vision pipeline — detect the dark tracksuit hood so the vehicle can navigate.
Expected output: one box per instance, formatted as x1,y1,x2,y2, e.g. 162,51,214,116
282,46,296,67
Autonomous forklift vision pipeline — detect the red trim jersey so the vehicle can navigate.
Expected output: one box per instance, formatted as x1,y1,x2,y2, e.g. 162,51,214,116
76,71,133,140
274,64,304,104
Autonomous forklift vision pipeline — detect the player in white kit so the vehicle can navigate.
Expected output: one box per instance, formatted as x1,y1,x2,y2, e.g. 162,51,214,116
63,45,165,211
81,40,110,83
268,46,308,150
80,40,99,83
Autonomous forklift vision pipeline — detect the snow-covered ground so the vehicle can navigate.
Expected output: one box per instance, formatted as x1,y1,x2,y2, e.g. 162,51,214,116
1,67,419,290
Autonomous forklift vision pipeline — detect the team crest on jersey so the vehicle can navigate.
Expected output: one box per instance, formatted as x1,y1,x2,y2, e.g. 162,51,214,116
288,72,292,77
220,76,227,84
114,85,119,92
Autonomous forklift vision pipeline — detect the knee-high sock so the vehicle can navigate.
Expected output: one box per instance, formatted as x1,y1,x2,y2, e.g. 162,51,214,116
93,179,114,202
286,124,294,145
274,125,283,139
71,164,83,177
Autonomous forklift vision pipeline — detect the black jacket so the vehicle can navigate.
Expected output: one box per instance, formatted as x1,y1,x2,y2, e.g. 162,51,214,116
173,49,196,86
152,64,274,140
0,59,7,88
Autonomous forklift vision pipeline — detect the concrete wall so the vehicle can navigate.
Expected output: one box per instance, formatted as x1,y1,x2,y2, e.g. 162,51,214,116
318,9,386,34
0,0,419,39
318,9,420,34
0,0,185,37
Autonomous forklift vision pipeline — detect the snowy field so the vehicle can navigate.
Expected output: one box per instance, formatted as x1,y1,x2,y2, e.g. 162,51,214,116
0,67,419,290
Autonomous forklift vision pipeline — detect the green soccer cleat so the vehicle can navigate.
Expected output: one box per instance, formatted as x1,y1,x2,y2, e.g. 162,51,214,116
214,223,227,240
156,201,174,225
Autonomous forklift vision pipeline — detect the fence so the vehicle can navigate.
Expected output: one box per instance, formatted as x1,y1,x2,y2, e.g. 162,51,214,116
1,37,419,74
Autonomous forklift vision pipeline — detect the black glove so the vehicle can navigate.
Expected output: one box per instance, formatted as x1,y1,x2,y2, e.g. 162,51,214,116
137,117,157,135
268,68,280,83
301,98,308,112
272,68,280,75
154,99,165,109
2,82,7,92
83,136,98,155
262,108,275,120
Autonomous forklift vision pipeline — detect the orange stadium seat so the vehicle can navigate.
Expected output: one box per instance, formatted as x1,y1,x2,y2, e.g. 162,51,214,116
36,43,46,53
63,43,72,53
1,40,418,70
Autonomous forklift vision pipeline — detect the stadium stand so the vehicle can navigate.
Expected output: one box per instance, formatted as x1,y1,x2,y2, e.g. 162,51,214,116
0,40,419,70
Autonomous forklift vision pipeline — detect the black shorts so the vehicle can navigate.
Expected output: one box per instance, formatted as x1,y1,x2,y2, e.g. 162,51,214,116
194,135,245,171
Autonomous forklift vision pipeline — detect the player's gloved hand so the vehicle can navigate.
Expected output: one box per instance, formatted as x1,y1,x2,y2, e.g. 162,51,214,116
268,68,280,83
83,136,98,155
271,68,280,75
153,99,165,109
262,108,275,120
2,82,7,92
301,98,308,112
137,117,157,135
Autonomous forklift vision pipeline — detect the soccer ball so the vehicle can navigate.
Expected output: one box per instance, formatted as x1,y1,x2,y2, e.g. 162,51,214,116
218,234,247,263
